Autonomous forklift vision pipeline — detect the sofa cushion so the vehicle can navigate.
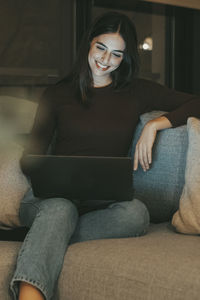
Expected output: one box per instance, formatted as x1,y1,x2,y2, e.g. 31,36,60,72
130,111,187,222
0,143,30,229
172,117,200,234
56,223,200,300
0,96,37,229
1,224,200,300
0,96,37,136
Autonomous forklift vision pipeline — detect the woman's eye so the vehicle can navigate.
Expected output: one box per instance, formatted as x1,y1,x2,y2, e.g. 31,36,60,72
96,45,105,51
112,53,122,58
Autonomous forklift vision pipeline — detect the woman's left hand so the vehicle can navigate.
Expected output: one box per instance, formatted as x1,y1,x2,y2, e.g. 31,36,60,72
133,121,157,172
133,116,172,172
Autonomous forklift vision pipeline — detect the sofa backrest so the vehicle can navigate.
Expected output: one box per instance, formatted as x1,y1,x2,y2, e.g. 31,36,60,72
130,111,188,223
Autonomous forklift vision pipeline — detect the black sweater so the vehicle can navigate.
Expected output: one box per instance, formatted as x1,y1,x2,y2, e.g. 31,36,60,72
21,78,200,174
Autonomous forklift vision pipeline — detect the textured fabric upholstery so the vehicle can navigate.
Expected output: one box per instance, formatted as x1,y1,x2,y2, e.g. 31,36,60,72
0,96,37,136
0,241,21,300
130,111,188,222
172,117,200,234
0,96,36,229
2,224,200,300
56,223,200,300
0,143,29,229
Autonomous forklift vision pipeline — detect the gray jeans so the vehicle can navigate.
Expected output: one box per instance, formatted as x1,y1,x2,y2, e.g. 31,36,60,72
10,188,150,300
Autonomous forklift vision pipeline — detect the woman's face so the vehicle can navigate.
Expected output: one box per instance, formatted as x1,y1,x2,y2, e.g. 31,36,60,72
88,32,126,87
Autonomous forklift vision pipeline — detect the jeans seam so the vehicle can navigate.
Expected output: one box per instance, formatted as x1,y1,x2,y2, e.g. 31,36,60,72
18,208,41,259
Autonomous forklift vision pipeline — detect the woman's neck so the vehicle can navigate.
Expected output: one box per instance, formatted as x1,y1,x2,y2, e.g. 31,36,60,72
93,76,112,88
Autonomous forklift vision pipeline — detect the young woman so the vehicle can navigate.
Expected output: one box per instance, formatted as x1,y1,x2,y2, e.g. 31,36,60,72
10,11,200,300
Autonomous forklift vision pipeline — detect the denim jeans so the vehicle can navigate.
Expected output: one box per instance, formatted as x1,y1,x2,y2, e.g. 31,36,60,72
10,188,150,300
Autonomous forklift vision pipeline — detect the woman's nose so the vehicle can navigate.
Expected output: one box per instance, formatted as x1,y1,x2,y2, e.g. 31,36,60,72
101,51,110,64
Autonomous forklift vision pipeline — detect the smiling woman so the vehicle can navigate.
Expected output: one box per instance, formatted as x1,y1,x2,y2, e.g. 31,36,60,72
71,11,140,101
88,33,125,87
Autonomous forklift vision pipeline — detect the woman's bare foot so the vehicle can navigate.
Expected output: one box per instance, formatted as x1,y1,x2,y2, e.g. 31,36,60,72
19,282,45,300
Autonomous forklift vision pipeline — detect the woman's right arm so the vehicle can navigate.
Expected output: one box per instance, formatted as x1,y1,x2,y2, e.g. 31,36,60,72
20,87,57,175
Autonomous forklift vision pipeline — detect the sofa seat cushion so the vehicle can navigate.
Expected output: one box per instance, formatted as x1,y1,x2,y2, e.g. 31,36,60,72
58,223,200,300
1,224,200,300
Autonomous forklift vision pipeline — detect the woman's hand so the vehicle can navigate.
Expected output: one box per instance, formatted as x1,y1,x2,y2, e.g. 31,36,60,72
133,121,157,172
133,116,172,172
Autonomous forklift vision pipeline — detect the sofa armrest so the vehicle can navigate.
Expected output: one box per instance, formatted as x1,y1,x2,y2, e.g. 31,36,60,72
130,111,187,223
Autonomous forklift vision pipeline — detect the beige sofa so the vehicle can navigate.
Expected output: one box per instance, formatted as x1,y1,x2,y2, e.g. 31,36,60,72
1,223,199,300
0,97,200,300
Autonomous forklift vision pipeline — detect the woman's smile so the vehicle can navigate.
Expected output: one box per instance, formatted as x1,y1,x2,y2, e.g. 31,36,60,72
95,60,110,71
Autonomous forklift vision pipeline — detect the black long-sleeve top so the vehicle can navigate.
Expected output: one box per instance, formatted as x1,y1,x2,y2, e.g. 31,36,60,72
20,78,200,174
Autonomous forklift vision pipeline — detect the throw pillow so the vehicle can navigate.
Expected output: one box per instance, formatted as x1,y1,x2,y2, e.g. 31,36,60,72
0,96,38,134
0,96,37,229
0,141,30,229
172,117,200,234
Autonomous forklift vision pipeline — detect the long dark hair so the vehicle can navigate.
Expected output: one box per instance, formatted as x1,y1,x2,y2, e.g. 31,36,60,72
71,11,140,103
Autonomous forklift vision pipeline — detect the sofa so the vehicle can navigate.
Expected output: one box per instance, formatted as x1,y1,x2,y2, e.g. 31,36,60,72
0,96,200,300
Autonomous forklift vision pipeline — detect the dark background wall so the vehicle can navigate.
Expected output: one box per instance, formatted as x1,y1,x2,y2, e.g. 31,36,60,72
171,7,200,95
0,0,75,101
0,0,199,103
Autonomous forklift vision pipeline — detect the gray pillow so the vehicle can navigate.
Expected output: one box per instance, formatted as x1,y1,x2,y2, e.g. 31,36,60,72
130,111,187,223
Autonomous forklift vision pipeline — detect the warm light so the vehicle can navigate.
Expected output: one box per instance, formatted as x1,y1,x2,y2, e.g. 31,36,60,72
142,42,150,50
139,37,153,51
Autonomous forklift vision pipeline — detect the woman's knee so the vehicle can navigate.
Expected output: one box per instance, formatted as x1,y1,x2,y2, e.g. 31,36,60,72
39,198,78,226
109,199,150,236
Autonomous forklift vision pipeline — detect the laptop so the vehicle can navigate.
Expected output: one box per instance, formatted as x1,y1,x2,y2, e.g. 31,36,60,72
23,155,134,202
